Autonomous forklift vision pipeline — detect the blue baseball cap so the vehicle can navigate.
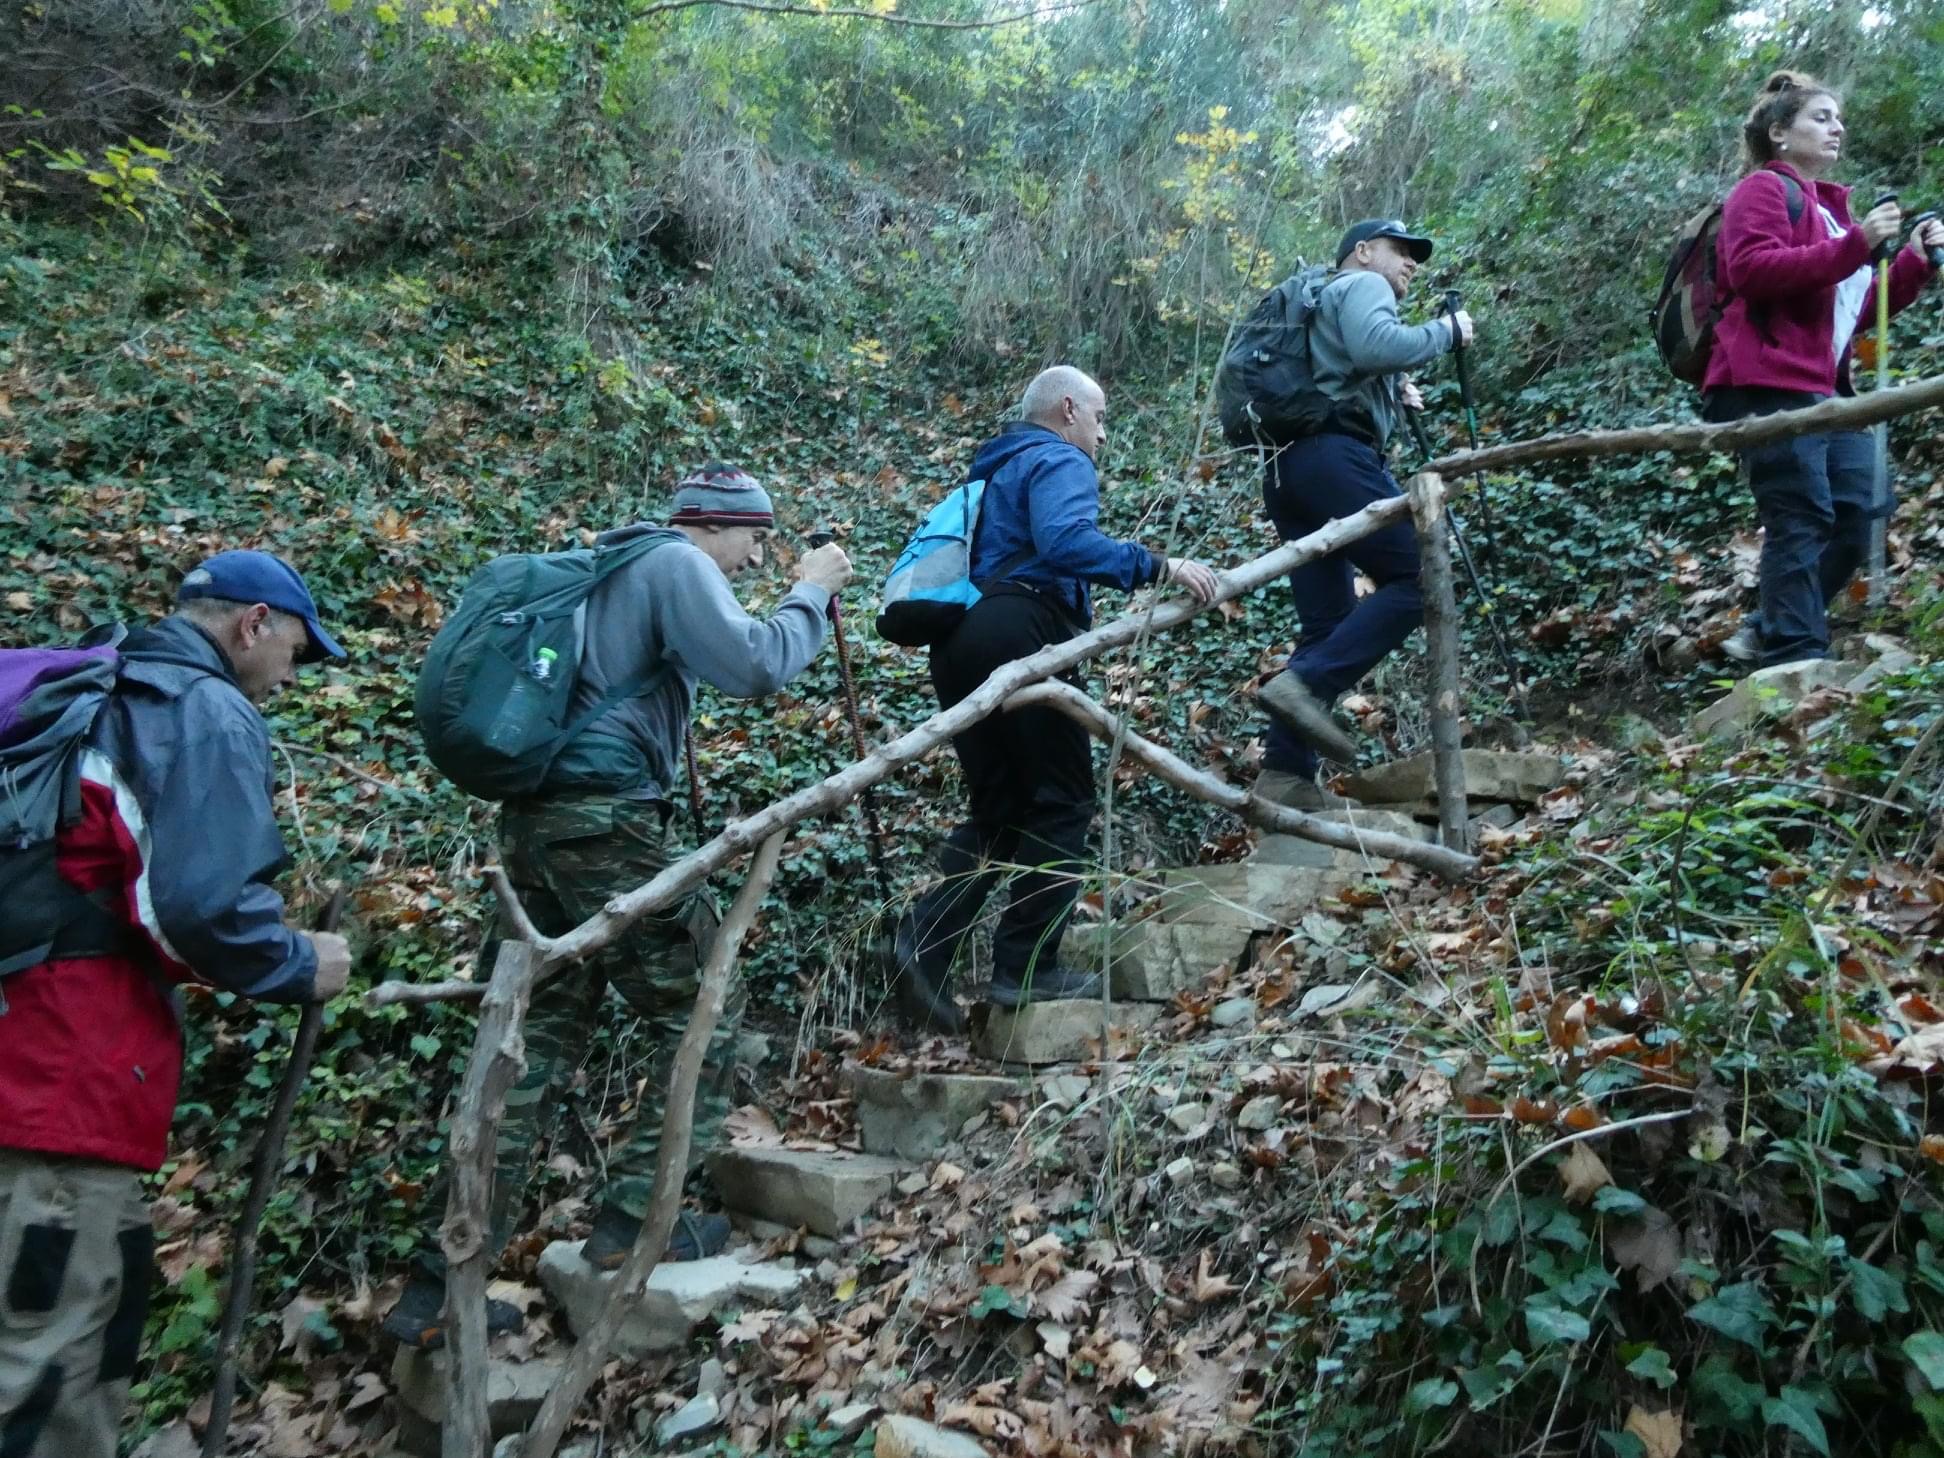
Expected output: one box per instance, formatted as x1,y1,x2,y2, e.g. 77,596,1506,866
177,550,346,663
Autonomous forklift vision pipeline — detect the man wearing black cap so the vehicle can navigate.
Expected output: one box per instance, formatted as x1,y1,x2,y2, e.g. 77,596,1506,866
0,550,350,1458
1254,220,1476,808
385,464,853,1349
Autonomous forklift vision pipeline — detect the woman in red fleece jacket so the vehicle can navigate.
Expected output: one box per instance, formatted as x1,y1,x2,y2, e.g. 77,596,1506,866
1705,70,1941,668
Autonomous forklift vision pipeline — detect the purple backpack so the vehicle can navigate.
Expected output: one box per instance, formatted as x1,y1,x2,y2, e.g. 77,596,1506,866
0,645,126,985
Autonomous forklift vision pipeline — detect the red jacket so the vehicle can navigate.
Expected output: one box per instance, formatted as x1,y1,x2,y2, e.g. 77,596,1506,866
0,619,316,1171
1705,162,1933,396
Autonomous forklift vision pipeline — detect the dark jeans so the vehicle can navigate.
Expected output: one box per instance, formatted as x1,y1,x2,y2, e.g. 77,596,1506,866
1261,432,1424,776
1708,387,1885,667
908,587,1094,984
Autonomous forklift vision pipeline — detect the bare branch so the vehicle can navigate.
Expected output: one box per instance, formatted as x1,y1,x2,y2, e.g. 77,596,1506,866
272,739,430,799
1421,372,1944,479
485,866,556,953
365,494,1416,1009
512,833,788,1458
1003,680,1479,881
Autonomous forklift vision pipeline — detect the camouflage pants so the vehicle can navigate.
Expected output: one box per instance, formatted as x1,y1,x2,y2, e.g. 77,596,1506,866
438,794,742,1261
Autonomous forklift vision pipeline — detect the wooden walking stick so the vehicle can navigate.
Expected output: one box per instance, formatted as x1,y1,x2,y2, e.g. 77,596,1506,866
203,887,348,1458
1867,190,1899,608
808,526,895,904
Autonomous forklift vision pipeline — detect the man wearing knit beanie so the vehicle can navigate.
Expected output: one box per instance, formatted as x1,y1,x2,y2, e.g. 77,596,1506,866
385,464,851,1349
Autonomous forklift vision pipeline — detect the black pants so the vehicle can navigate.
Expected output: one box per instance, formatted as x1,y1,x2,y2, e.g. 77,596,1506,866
909,586,1093,983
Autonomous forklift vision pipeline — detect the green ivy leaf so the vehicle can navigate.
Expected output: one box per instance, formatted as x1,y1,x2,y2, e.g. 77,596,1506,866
1762,1386,1829,1456
1848,1259,1908,1321
968,1284,1027,1320
1626,1347,1677,1389
1904,1330,1944,1390
1686,1281,1774,1349
1692,1355,1765,1426
1592,1186,1648,1216
1525,1300,1590,1346
1404,1377,1458,1416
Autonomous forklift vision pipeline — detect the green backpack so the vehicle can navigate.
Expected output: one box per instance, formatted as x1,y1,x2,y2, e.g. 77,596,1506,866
416,534,675,800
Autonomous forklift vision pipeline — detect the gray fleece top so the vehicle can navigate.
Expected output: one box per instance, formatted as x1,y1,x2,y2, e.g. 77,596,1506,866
1309,270,1457,449
548,524,831,799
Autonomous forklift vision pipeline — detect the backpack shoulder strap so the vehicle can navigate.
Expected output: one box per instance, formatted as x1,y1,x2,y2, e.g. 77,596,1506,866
1779,173,1805,225
547,534,683,755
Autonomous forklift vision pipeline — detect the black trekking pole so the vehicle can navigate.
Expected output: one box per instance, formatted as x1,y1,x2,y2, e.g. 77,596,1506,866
1867,191,1900,607
204,888,347,1458
808,527,895,906
1442,288,1499,564
1407,412,1532,723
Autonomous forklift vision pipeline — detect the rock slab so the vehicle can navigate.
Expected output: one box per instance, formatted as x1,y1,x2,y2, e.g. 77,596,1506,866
973,998,1163,1065
1692,659,1860,740
1150,863,1354,930
875,1414,993,1458
847,1064,1022,1160
536,1240,806,1358
1063,919,1251,1001
391,1348,560,1434
708,1147,907,1237
1342,750,1565,806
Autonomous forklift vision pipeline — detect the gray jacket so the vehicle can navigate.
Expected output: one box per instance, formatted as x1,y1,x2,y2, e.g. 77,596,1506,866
1309,270,1456,449
547,526,832,798
79,616,315,998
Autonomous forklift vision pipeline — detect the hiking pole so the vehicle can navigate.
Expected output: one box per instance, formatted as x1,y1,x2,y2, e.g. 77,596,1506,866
807,527,895,904
1407,411,1532,722
1442,288,1499,564
1868,191,1898,608
204,888,347,1458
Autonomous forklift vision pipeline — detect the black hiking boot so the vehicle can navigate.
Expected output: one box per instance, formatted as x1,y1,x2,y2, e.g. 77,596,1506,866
380,1275,525,1351
986,965,1102,1008
1254,769,1357,812
581,1204,732,1271
1258,673,1359,763
892,911,968,1035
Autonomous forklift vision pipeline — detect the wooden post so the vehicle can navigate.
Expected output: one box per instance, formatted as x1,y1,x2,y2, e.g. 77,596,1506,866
440,937,543,1458
1409,472,1469,854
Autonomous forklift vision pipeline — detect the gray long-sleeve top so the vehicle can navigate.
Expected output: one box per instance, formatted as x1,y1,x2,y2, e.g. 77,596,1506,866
1309,269,1457,449
546,525,832,799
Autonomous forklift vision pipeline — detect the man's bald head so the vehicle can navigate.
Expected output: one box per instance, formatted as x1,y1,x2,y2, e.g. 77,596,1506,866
1019,365,1108,461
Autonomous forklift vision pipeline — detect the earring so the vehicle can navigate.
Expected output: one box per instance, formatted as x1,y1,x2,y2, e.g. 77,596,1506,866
1778,141,1788,152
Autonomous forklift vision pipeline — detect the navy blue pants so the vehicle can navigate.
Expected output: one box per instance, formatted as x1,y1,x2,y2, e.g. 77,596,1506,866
1261,432,1424,777
1710,387,1885,667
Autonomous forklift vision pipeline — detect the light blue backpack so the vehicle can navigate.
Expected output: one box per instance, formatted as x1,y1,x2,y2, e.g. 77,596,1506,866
874,479,1031,647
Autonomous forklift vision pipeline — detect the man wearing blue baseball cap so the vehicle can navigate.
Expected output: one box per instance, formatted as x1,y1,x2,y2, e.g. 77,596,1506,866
0,549,350,1458
1254,218,1478,808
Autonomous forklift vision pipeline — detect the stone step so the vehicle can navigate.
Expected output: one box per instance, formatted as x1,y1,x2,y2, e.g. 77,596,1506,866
535,1240,807,1359
1063,919,1250,1001
972,997,1164,1066
708,1146,907,1237
846,1064,1023,1160
391,1349,561,1455
1149,862,1354,930
1340,749,1565,806
1692,659,1858,740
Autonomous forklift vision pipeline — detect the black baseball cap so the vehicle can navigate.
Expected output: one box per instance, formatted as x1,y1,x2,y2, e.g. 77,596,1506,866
1335,219,1434,266
178,550,346,663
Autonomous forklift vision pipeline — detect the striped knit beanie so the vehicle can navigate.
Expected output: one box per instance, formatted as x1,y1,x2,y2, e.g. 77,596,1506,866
668,464,775,528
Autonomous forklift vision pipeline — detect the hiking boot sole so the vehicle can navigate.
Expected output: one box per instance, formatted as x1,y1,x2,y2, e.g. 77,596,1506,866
1259,675,1359,763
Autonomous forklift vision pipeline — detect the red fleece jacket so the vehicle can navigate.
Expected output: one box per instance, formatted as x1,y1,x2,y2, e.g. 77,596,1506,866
1705,161,1932,397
